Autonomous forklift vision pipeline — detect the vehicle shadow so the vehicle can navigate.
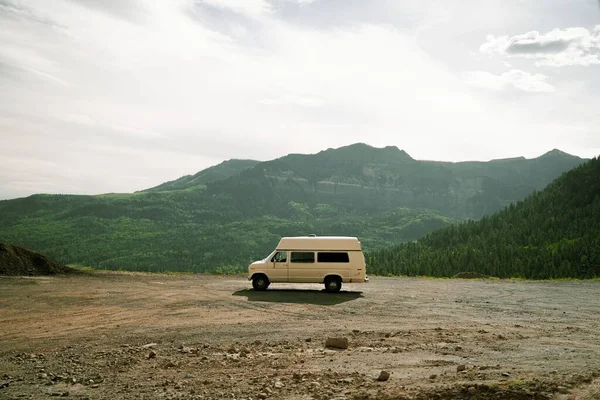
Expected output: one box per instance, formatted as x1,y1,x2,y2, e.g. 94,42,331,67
232,289,363,306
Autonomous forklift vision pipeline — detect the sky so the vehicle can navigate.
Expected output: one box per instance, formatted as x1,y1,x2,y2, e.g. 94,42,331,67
1,0,599,200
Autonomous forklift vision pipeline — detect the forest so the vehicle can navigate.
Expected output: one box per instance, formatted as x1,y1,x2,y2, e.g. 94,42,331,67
367,157,600,279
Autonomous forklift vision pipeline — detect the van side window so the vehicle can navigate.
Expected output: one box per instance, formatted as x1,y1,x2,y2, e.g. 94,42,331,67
291,252,315,263
317,252,350,263
272,251,287,263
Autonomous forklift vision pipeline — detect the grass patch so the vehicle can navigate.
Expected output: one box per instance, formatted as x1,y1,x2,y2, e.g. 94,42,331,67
68,264,95,271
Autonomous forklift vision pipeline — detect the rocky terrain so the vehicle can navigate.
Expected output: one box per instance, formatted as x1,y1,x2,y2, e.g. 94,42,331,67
0,242,75,276
1,272,599,399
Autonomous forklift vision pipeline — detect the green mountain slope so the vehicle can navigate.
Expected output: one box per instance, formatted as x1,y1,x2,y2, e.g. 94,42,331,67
0,192,453,273
142,159,259,192
367,157,600,279
206,143,585,219
0,144,587,273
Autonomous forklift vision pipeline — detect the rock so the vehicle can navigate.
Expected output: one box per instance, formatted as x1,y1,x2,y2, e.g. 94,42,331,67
376,371,390,382
305,338,312,343
274,380,284,389
455,346,463,351
91,384,99,389
457,365,467,372
0,382,9,389
142,343,158,349
498,335,506,340
429,374,437,380
325,338,349,350
257,393,267,399
557,386,569,394
148,350,157,359
228,346,239,354
502,372,511,377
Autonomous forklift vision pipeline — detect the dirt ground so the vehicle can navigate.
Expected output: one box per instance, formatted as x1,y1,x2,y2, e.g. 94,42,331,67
1,272,599,400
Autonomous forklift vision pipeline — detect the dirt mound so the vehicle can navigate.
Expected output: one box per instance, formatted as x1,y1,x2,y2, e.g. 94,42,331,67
452,271,493,279
0,242,75,276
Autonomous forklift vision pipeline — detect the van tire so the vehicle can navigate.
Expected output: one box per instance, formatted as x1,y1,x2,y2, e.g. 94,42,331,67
324,276,342,293
252,274,270,291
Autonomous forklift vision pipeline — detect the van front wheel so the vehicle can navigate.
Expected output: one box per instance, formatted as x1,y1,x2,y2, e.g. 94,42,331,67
252,274,270,291
324,276,342,293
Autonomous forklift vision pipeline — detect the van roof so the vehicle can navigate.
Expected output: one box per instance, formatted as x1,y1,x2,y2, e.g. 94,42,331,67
276,236,362,251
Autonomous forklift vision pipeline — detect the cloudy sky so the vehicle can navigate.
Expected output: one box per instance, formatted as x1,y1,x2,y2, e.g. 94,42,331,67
1,0,599,199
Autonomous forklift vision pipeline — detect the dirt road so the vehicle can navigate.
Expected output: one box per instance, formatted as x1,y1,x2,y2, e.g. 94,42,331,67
1,272,599,399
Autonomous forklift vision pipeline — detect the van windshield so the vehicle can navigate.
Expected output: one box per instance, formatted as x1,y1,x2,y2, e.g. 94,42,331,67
262,250,276,261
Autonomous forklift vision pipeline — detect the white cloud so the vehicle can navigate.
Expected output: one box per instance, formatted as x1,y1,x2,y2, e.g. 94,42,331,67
480,25,600,67
259,94,324,107
197,0,271,17
465,69,555,93
281,0,320,5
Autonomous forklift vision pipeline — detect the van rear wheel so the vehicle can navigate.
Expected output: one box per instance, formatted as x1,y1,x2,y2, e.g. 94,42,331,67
252,274,270,291
324,276,342,293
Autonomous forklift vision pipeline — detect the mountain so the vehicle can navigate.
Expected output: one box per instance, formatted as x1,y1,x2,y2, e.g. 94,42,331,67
141,159,259,192
367,156,600,279
0,144,587,273
205,144,586,219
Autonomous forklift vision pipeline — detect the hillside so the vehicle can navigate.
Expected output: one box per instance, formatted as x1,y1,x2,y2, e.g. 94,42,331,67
141,159,259,192
206,143,586,219
0,143,587,273
367,157,600,279
0,242,75,276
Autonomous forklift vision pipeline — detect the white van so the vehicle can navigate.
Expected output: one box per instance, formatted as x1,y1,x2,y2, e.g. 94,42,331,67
247,235,368,292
